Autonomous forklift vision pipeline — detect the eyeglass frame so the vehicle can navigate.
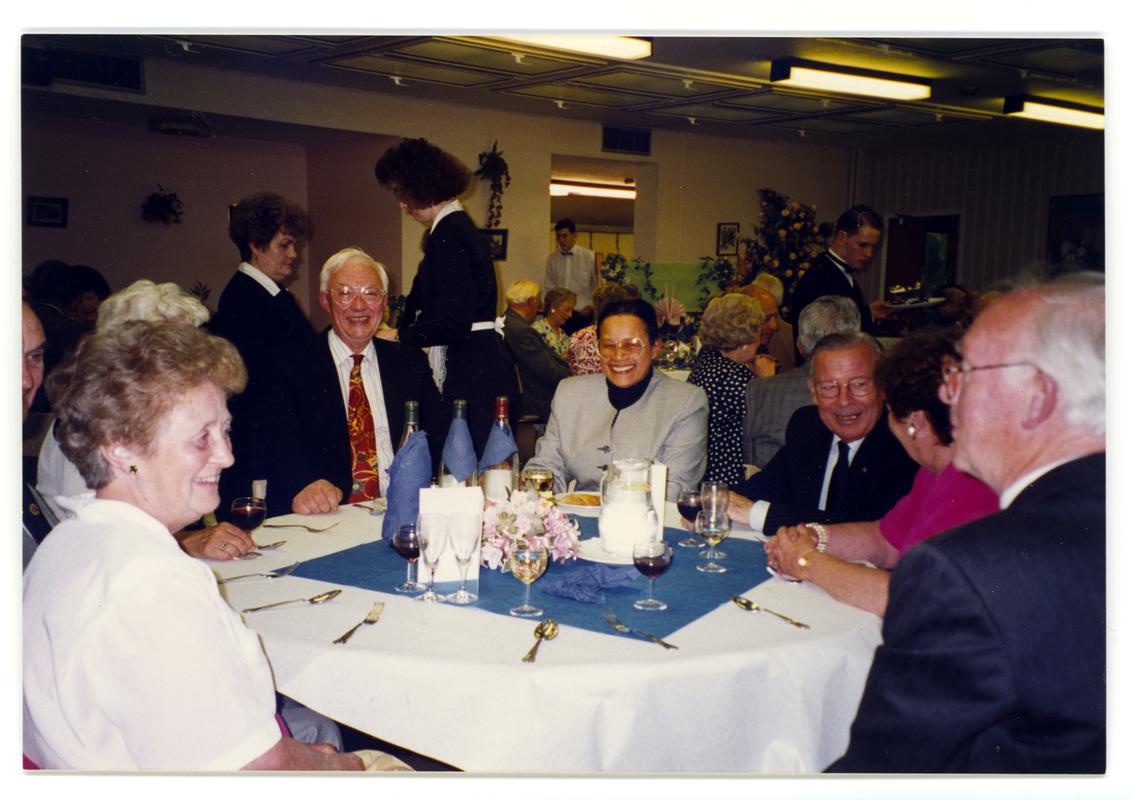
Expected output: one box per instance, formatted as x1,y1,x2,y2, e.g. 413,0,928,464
597,337,650,357
811,376,876,400
940,358,1040,402
327,285,387,306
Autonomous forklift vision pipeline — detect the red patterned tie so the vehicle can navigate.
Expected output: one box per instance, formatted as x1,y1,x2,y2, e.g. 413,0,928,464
347,354,381,501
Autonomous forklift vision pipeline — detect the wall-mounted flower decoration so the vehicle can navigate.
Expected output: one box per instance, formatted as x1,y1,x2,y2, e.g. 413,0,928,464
473,141,511,229
141,185,184,225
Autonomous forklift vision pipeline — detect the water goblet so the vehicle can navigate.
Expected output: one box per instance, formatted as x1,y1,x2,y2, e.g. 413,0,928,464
675,489,704,548
694,511,730,573
633,538,673,611
390,524,426,593
508,538,549,618
417,513,449,602
446,512,480,605
700,481,729,525
521,465,554,498
230,497,266,533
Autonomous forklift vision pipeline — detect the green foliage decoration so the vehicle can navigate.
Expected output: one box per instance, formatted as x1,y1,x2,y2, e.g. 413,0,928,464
599,253,659,302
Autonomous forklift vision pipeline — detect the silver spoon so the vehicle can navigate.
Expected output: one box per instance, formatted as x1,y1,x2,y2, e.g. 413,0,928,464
242,588,341,614
217,562,299,584
263,522,340,533
730,594,810,629
522,619,559,663
235,540,286,560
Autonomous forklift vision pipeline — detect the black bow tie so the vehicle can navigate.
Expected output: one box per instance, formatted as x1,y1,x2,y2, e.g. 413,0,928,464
561,250,573,256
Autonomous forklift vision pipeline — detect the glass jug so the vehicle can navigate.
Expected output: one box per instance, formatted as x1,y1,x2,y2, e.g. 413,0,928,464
599,459,659,556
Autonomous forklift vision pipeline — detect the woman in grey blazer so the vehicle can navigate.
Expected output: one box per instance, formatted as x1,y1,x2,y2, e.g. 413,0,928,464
528,299,708,499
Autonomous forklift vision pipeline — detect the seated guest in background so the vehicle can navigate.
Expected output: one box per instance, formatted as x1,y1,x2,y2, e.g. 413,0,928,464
24,322,365,770
830,279,1105,773
258,247,441,516
545,217,596,335
61,264,111,326
24,260,89,411
744,295,861,468
211,191,316,510
23,302,50,569
567,282,628,375
688,293,776,484
533,287,575,360
764,330,998,616
788,205,883,339
528,298,708,499
503,279,570,422
749,271,795,371
729,332,916,535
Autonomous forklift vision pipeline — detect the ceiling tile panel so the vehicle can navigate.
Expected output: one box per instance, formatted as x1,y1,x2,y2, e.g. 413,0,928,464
505,83,652,108
575,69,737,99
647,102,780,123
389,39,581,76
326,54,504,86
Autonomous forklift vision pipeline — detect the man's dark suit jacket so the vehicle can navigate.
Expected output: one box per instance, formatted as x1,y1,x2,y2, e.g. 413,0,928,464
254,330,442,517
830,453,1105,773
503,309,570,421
210,270,316,509
788,251,877,335
733,404,916,534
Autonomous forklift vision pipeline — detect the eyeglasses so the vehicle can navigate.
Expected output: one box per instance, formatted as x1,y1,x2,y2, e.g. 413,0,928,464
329,286,386,306
813,377,875,399
941,357,1039,402
598,337,647,357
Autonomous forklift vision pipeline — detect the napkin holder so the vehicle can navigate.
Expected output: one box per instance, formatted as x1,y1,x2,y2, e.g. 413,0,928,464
418,486,482,595
649,462,668,540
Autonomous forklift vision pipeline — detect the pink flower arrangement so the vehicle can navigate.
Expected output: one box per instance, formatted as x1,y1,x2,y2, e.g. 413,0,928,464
481,490,581,571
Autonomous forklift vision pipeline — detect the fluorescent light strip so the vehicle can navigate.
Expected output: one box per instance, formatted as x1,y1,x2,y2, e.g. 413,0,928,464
494,35,651,61
774,65,930,102
550,182,637,199
1007,100,1103,130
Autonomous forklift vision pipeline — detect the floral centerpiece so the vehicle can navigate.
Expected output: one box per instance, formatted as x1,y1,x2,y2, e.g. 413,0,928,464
481,490,581,571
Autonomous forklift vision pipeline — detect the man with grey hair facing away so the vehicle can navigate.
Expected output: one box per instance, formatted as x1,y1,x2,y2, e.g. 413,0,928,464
743,295,861,469
830,278,1104,773
503,279,570,423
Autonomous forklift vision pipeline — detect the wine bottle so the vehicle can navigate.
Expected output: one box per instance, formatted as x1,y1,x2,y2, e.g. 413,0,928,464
439,399,477,487
398,400,420,450
481,395,519,502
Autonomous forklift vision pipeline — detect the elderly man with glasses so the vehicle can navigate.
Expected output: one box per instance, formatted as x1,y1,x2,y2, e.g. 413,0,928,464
729,331,916,536
253,247,441,517
830,277,1105,773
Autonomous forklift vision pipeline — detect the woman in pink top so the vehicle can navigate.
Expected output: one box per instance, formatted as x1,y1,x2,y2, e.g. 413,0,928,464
765,330,998,616
567,282,630,375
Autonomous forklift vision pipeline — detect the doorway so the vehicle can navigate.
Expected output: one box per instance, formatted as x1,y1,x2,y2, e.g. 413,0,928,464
884,213,960,298
549,155,637,266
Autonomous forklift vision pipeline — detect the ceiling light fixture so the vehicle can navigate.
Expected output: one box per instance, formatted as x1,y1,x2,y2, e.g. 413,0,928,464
770,59,931,101
550,180,637,200
493,35,651,60
1003,96,1103,130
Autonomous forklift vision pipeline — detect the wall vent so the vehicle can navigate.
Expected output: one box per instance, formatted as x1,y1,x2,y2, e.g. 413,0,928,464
22,45,144,93
602,125,651,156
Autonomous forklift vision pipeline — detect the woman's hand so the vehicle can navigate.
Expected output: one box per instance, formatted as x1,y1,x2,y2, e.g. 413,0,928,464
176,523,256,560
752,354,778,378
763,524,819,579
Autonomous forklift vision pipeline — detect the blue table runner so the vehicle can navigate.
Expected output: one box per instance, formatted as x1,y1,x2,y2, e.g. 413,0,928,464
294,516,770,638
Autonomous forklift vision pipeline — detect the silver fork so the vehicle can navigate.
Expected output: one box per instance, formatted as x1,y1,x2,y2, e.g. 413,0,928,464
332,601,385,644
235,540,286,560
263,522,340,533
602,609,678,650
217,562,300,584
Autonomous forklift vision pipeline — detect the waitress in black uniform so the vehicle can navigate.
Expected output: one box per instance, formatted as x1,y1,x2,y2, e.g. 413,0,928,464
375,138,516,455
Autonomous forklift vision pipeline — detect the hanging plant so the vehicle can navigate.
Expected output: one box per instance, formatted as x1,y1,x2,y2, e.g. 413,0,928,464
141,184,184,225
473,141,511,228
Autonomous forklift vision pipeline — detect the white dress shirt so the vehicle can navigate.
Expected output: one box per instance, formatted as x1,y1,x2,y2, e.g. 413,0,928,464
326,330,395,490
545,245,596,308
746,435,863,533
24,499,280,769
238,261,281,295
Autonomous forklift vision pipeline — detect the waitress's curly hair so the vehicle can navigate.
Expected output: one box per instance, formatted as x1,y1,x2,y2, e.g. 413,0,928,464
374,138,471,209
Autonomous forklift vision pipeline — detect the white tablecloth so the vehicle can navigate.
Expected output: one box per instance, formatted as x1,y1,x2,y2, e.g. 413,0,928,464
212,504,881,773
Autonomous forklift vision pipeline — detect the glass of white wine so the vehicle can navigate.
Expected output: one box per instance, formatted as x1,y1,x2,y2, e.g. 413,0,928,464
521,464,554,498
694,511,730,573
508,538,549,617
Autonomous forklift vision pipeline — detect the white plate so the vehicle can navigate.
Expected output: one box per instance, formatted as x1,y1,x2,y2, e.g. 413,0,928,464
576,538,634,566
888,297,945,310
555,492,602,517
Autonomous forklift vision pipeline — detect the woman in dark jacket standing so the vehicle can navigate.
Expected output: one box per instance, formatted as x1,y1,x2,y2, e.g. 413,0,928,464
375,138,516,454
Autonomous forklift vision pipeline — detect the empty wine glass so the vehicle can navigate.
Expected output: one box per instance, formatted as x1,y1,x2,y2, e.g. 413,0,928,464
521,464,554,498
508,538,548,618
390,524,426,593
417,513,449,602
633,538,673,611
700,481,729,524
694,511,730,573
675,489,704,548
446,512,480,605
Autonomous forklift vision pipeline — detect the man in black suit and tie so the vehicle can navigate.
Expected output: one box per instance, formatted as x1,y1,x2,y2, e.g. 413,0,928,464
830,278,1105,773
211,192,317,509
23,302,53,568
503,279,570,422
257,247,441,517
729,331,916,535
788,205,884,338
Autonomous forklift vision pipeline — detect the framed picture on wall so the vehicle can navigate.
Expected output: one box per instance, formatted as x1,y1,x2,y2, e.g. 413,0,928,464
27,196,68,228
716,222,739,256
480,228,508,261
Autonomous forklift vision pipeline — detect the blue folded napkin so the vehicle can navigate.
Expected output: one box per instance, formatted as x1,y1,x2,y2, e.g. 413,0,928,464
477,421,518,471
541,563,640,604
380,431,432,540
441,416,477,482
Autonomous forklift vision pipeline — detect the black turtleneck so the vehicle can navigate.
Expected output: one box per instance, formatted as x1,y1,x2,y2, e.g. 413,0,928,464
606,367,654,410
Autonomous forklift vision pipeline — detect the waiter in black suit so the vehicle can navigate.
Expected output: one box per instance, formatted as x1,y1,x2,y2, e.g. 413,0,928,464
257,247,441,517
788,205,884,339
210,192,317,510
729,331,916,535
375,138,517,455
830,278,1105,773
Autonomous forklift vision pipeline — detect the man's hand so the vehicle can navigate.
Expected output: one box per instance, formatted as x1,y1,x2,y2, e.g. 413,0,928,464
292,480,343,515
870,299,893,320
726,491,753,525
764,524,819,579
752,354,778,378
176,523,256,560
